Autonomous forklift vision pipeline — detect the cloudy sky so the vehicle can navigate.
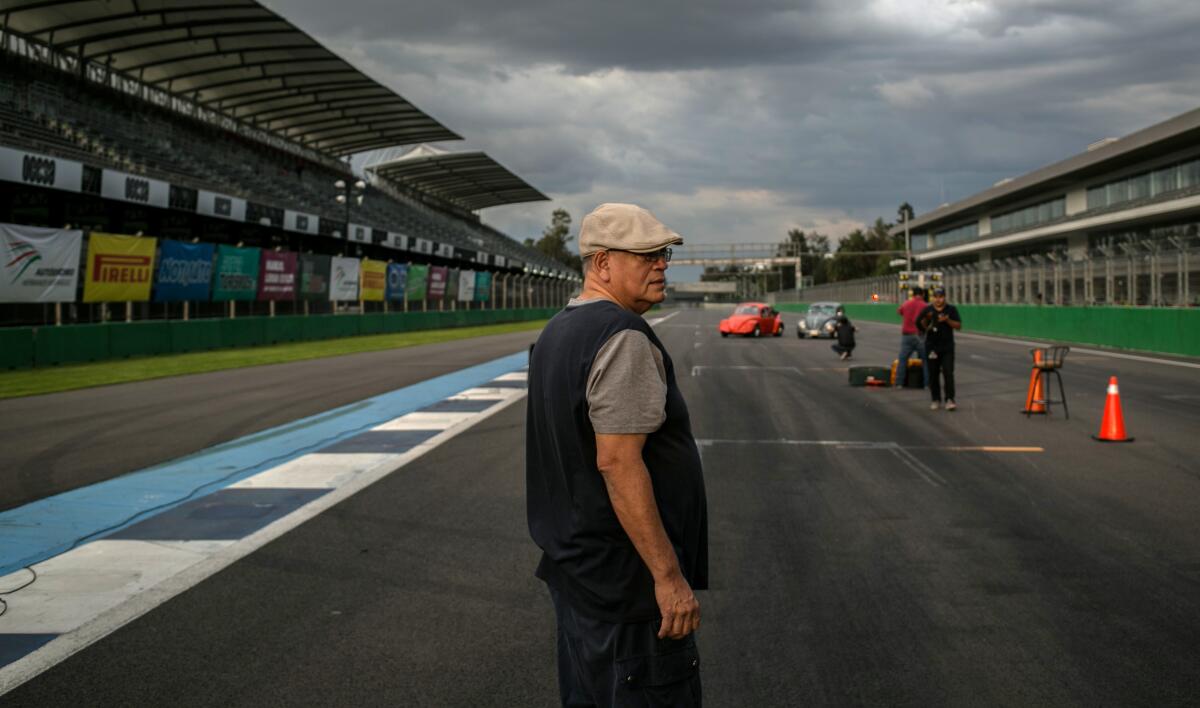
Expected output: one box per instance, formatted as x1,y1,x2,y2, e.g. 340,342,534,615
270,0,1200,264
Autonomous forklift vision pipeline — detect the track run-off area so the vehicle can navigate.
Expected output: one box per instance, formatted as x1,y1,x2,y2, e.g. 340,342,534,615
2,306,1200,706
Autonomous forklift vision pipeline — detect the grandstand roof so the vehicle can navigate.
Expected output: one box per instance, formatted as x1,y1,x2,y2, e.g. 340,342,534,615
2,0,460,156
366,145,550,211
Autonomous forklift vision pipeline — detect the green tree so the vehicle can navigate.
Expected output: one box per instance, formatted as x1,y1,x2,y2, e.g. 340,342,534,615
776,228,832,287
529,208,582,272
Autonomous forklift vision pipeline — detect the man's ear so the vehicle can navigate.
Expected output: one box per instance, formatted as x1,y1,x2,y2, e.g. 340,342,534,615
592,251,611,282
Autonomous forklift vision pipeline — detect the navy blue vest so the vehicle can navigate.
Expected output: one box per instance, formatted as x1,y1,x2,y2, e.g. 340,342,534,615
527,301,708,622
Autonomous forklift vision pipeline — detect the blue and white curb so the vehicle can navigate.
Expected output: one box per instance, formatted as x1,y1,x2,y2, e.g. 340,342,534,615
0,360,529,693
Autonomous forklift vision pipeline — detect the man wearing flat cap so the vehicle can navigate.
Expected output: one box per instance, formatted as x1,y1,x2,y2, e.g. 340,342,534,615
527,203,708,707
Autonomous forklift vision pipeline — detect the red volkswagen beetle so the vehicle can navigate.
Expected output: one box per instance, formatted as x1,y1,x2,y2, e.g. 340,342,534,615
719,302,784,337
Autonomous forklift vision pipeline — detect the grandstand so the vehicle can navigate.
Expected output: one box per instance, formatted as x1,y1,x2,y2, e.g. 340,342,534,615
0,0,574,326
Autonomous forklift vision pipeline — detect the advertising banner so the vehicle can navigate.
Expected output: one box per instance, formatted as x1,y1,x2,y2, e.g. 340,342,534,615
427,265,448,300
284,210,319,235
299,253,331,301
436,243,454,259
257,250,297,301
82,232,156,303
360,258,387,301
406,264,428,301
348,223,372,244
475,271,492,302
197,190,247,222
386,263,408,302
457,268,476,302
0,223,82,303
153,239,213,302
0,146,83,193
494,255,507,268
101,169,169,209
382,232,408,251
414,238,433,255
211,244,261,301
330,256,360,301
445,269,459,302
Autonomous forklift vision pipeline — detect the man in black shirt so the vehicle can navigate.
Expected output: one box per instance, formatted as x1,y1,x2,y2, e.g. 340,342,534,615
917,287,962,411
527,203,707,707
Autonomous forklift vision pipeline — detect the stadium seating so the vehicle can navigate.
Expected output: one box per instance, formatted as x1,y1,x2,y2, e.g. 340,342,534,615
0,55,562,273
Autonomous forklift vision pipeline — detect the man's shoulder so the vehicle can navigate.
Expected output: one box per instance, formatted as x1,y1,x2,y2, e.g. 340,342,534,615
546,299,649,339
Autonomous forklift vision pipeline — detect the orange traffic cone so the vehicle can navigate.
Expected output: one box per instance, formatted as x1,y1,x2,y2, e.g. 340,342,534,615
1022,350,1047,414
1092,376,1134,443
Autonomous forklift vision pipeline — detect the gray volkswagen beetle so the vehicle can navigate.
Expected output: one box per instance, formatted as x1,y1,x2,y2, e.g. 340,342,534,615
797,301,843,338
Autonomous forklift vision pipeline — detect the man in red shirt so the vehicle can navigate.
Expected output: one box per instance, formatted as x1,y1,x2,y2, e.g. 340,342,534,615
895,287,928,388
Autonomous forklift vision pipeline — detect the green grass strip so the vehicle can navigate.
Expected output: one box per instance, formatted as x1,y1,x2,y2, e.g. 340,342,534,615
0,320,548,400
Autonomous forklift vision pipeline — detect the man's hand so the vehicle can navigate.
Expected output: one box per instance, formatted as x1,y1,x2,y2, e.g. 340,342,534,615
655,571,701,639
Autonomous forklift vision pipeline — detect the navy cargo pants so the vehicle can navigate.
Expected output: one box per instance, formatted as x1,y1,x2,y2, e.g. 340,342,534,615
549,587,702,708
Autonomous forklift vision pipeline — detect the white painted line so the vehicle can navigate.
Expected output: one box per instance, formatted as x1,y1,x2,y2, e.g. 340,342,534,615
375,412,473,430
647,311,679,326
450,389,510,401
493,372,528,382
229,453,391,489
691,366,803,377
0,390,527,695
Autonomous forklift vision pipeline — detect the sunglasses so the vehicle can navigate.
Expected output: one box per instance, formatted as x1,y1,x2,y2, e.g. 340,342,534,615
610,247,672,263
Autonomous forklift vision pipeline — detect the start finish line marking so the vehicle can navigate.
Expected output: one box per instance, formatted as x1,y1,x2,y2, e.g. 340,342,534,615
696,439,1043,453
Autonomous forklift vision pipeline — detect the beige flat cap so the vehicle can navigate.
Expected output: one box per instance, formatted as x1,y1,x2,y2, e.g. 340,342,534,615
578,203,683,257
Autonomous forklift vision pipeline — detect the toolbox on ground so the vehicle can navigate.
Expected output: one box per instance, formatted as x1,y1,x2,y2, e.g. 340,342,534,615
849,366,892,386
891,358,925,388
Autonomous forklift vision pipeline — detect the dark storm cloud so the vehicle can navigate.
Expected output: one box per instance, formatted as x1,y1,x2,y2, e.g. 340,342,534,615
269,0,1200,246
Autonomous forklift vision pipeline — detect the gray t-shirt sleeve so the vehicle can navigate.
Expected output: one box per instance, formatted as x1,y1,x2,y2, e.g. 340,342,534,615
587,329,668,434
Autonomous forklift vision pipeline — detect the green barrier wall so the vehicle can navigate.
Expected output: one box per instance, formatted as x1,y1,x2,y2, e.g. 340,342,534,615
34,323,110,366
5,307,560,369
777,303,1200,358
0,327,34,370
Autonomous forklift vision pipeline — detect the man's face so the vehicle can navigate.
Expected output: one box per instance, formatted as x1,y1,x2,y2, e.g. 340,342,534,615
934,293,946,307
606,250,669,314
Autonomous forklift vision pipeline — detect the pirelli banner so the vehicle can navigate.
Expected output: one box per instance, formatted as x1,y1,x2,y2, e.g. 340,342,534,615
0,146,83,193
360,258,387,302
0,223,83,303
101,169,169,209
83,232,157,302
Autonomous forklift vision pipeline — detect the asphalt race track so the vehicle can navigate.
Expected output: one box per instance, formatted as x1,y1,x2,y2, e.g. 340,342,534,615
5,306,1200,706
0,329,543,512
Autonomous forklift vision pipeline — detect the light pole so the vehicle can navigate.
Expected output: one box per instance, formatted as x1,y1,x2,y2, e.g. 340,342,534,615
335,178,367,237
898,202,914,272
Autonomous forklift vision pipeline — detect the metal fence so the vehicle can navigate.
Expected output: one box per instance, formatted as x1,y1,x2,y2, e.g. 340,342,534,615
771,244,1200,308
